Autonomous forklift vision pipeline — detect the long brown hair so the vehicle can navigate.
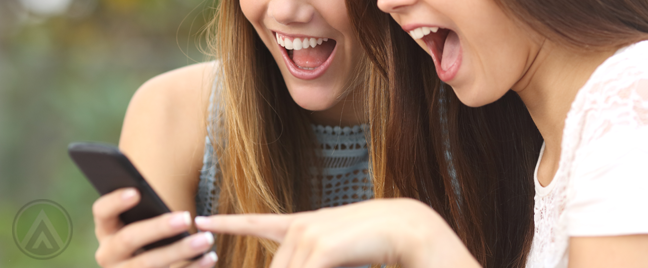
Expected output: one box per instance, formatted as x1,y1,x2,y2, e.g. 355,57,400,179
348,0,648,267
202,0,374,267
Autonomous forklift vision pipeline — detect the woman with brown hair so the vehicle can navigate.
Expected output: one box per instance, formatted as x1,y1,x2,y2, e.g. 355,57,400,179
194,0,648,267
88,0,387,267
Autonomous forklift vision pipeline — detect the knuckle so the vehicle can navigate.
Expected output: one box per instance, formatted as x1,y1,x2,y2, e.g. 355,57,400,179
313,237,336,256
95,246,109,267
92,200,107,220
244,216,259,225
301,225,320,242
289,219,309,234
154,215,174,236
116,230,139,249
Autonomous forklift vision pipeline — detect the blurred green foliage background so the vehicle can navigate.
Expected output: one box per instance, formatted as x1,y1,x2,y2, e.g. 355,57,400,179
0,0,213,266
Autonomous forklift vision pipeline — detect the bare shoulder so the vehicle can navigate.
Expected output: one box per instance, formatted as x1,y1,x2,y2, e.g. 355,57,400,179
130,61,216,117
119,61,218,217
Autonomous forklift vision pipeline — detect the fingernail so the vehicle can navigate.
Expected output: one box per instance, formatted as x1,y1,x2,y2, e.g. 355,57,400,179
169,211,191,228
122,188,137,200
199,251,218,266
190,232,214,249
194,216,210,226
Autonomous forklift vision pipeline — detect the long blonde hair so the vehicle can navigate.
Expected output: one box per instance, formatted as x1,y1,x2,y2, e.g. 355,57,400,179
203,0,380,267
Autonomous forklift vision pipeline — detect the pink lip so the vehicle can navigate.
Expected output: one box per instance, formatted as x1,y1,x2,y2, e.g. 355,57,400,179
275,33,338,80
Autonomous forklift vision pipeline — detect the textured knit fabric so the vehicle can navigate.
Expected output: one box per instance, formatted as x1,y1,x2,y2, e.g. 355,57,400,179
195,74,373,217
195,123,373,217
194,67,377,268
526,40,648,268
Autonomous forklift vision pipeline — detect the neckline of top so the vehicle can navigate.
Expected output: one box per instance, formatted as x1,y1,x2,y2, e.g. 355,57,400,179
311,124,369,136
533,40,648,197
534,142,557,196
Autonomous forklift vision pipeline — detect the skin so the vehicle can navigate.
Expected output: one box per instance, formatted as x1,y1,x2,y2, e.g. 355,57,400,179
195,199,479,268
94,63,216,268
382,0,542,108
194,0,648,268
90,0,368,266
242,0,366,123
378,0,648,266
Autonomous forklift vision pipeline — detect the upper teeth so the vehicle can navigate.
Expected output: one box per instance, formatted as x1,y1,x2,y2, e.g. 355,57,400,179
276,33,329,51
409,26,439,40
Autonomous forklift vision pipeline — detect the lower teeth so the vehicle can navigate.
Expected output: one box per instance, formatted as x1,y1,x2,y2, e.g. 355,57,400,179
297,66,316,70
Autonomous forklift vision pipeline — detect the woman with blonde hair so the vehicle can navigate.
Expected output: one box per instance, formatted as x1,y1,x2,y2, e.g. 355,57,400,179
89,0,386,267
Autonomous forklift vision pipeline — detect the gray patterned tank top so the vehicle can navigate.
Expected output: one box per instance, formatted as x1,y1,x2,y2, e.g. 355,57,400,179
195,81,374,217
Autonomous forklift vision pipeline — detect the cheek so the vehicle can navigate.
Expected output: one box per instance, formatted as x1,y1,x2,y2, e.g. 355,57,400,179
330,6,364,68
455,5,533,106
313,0,364,79
316,0,348,23
239,0,266,25
317,0,354,42
458,43,528,106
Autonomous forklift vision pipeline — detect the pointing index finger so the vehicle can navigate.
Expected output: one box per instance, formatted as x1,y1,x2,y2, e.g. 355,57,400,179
194,214,295,243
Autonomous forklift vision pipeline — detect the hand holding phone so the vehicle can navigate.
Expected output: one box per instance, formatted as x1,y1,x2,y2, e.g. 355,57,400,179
68,142,214,266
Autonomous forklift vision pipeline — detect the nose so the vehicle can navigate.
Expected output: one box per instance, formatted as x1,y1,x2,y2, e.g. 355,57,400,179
268,0,314,25
377,0,417,13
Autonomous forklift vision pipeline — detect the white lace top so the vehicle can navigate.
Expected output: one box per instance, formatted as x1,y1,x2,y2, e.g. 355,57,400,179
526,40,648,268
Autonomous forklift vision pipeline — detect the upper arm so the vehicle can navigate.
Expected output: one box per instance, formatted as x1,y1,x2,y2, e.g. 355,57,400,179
565,126,648,267
565,126,648,236
118,62,215,220
566,72,648,267
569,235,648,268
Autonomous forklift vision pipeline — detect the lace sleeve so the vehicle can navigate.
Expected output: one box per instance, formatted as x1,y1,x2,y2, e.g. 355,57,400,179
565,65,648,237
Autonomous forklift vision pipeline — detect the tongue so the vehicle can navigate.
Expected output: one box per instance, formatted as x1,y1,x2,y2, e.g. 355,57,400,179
291,40,335,68
441,31,460,71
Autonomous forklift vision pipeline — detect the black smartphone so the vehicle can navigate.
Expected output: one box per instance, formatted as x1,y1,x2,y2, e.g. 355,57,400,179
68,142,204,259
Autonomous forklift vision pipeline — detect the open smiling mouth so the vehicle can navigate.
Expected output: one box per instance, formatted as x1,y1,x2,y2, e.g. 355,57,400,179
409,26,462,81
274,32,338,80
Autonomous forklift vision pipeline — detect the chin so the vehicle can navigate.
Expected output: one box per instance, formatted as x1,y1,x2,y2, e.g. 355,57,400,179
457,95,489,108
287,84,340,111
296,100,335,111
452,84,503,108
